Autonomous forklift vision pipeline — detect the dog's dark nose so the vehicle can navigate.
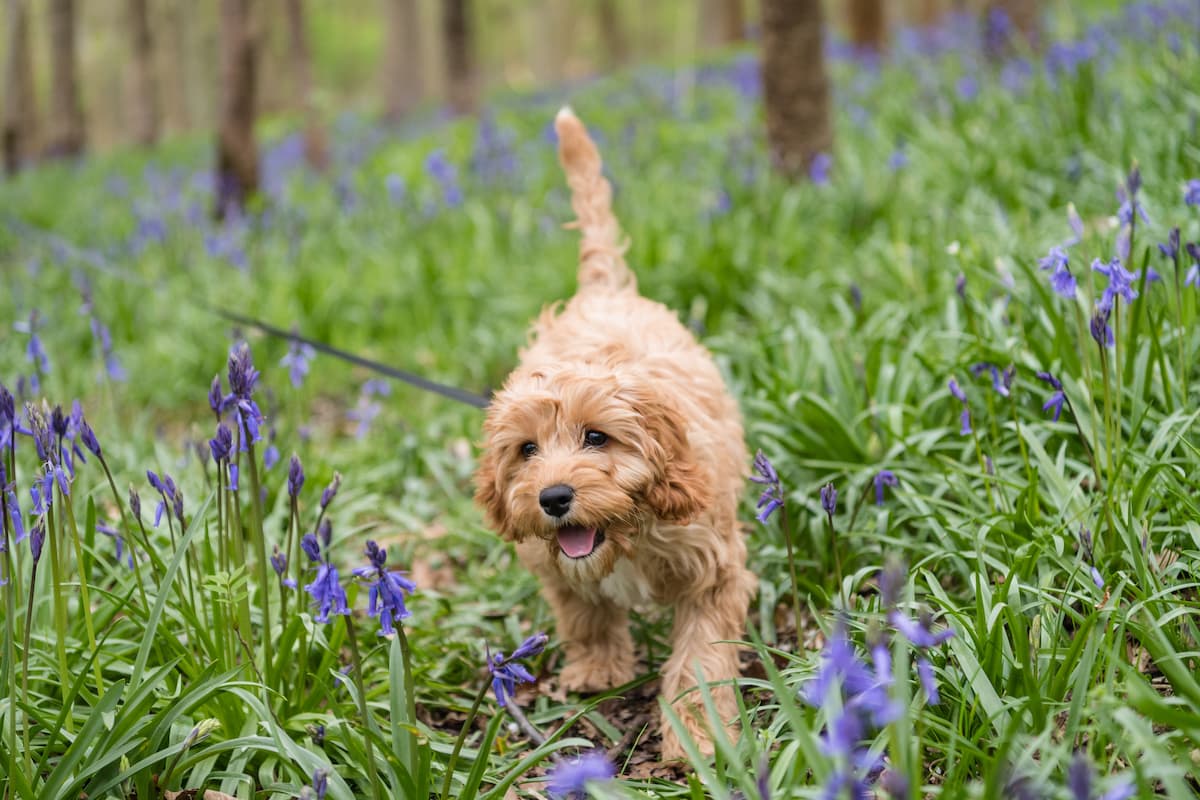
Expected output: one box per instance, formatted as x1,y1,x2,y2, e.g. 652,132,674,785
539,484,575,517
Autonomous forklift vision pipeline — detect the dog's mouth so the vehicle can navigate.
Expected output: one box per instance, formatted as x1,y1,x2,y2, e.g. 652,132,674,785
556,525,606,558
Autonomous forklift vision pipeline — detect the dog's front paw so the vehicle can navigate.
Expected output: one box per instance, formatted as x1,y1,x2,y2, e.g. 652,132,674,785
560,657,635,693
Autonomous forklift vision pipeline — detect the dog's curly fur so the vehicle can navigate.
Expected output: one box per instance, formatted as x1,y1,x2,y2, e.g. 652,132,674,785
475,108,755,761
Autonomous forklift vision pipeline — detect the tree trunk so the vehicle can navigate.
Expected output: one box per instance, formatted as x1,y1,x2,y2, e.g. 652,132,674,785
984,0,1040,56
701,0,744,45
46,0,85,158
127,0,160,146
760,0,832,181
917,0,941,27
847,0,886,54
382,0,423,121
215,0,260,220
3,0,38,174
162,0,193,132
596,0,627,68
284,0,328,170
441,0,476,116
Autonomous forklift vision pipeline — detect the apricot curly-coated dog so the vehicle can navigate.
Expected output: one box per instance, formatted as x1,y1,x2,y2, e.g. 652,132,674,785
475,108,756,761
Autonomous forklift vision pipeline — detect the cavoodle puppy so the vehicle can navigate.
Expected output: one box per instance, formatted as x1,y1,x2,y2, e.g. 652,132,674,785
475,108,756,761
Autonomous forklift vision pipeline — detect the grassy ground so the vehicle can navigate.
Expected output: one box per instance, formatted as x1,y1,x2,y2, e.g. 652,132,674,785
1,3,1199,798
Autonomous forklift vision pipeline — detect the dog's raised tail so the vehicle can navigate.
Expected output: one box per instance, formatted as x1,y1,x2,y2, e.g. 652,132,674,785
555,107,634,292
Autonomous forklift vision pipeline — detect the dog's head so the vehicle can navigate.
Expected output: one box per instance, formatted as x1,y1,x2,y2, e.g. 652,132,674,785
475,365,710,580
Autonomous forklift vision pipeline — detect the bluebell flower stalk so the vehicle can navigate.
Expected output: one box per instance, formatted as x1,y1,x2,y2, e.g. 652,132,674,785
751,450,801,629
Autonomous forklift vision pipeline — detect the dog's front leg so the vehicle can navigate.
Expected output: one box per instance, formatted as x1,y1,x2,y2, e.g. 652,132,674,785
543,577,636,693
658,574,749,761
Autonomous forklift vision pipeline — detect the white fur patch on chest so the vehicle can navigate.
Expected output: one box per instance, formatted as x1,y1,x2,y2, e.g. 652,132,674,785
599,557,656,609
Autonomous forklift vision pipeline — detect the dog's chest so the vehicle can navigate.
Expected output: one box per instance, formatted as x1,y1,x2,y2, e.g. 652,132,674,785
598,557,656,609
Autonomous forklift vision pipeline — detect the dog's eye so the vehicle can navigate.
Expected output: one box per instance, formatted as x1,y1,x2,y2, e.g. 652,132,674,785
520,442,538,459
583,430,608,448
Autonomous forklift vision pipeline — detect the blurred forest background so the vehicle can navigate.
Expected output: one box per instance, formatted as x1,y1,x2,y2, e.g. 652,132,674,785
2,0,1121,160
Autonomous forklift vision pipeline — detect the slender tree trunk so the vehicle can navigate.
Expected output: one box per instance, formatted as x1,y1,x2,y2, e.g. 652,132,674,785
596,0,627,68
215,0,260,220
441,0,476,116
760,0,832,181
918,0,941,27
163,0,193,132
984,0,1040,56
127,0,160,146
382,0,423,121
3,0,38,174
847,0,886,54
701,0,744,45
284,0,328,170
46,0,85,158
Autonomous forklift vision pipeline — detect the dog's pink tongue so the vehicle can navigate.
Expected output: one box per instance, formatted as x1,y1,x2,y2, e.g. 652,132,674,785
557,526,598,558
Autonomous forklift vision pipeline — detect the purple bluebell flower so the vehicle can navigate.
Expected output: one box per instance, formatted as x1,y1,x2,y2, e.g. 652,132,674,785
385,174,406,204
820,483,837,520
288,455,305,498
1039,246,1077,300
1094,256,1137,311
318,518,332,549
1186,179,1200,207
1115,167,1148,226
30,470,51,514
1078,527,1104,589
209,424,233,462
948,378,966,403
915,656,939,704
304,562,350,623
6,486,25,543
488,650,537,708
301,532,321,562
511,632,549,661
78,418,101,458
1068,751,1134,800
1066,203,1084,247
97,522,133,568
263,444,280,470
30,519,45,563
803,625,898,726
220,345,265,451
425,150,463,208
972,362,1014,397
809,153,832,185
129,487,141,520
1036,372,1066,421
208,376,223,417
1090,306,1114,348
228,463,239,492
955,273,966,300
751,450,784,523
307,768,329,800
955,74,979,100
1186,243,1200,288
271,545,296,589
320,473,342,510
280,336,316,389
889,610,954,649
1158,227,1180,261
887,146,908,172
351,540,416,635
546,751,615,798
873,470,898,506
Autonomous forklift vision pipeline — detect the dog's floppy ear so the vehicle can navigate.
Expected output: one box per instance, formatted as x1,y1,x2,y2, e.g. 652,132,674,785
474,445,516,540
628,385,712,525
